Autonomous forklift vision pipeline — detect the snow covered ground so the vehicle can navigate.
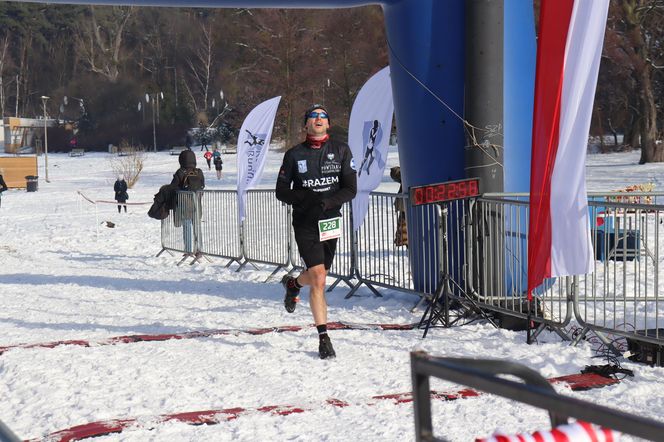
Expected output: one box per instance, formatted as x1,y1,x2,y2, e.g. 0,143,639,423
0,147,663,441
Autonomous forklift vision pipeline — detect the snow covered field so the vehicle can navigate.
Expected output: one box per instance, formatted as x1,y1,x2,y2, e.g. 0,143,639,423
1,147,663,441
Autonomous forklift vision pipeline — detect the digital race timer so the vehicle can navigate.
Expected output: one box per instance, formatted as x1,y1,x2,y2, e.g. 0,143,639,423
409,178,480,206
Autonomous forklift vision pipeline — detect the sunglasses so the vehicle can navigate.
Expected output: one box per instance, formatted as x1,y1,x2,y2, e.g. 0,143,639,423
307,111,329,120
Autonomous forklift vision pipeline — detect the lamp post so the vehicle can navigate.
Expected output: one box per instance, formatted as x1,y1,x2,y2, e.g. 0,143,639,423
40,95,50,183
145,92,163,152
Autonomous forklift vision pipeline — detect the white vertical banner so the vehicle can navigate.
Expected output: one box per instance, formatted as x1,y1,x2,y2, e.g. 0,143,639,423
236,96,281,221
349,66,394,231
528,0,608,295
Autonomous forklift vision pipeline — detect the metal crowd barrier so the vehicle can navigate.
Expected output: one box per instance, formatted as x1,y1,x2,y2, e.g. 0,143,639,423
173,191,205,265
158,193,197,258
157,189,664,347
325,203,357,291
410,352,664,442
470,195,573,332
576,196,664,345
471,192,664,346
241,190,290,277
197,190,242,265
353,192,414,296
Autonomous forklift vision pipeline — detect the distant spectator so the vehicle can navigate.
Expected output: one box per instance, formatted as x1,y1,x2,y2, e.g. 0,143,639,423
199,122,207,151
69,137,78,150
185,132,193,151
203,149,213,170
390,166,408,248
114,175,128,213
213,148,223,180
0,169,7,208
212,147,224,180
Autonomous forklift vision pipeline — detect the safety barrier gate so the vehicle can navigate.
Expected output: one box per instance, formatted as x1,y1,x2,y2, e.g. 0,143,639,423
410,352,664,442
158,190,664,347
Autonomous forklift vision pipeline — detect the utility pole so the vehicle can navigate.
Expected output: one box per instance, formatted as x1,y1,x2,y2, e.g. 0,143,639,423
15,74,19,116
41,96,50,182
151,94,156,152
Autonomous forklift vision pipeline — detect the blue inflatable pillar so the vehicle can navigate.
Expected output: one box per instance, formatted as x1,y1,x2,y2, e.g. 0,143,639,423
383,0,465,193
383,0,465,292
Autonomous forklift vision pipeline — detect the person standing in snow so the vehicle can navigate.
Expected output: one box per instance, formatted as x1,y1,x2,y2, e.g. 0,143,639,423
0,169,8,208
172,150,205,256
275,104,357,359
114,175,128,213
203,149,213,170
213,148,223,180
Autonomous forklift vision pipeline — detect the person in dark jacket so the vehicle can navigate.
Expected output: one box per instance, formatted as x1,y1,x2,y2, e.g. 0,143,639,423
171,149,205,255
0,169,8,208
213,148,223,180
276,104,357,359
114,175,128,213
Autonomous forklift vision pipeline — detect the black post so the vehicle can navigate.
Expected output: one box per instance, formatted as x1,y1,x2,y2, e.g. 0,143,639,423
464,0,504,187
411,352,434,442
465,0,504,300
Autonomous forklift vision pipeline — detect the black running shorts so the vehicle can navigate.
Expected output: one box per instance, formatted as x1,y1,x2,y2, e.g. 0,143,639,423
294,226,338,270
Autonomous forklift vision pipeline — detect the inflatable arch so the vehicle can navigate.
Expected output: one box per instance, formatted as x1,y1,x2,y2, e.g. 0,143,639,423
22,0,536,291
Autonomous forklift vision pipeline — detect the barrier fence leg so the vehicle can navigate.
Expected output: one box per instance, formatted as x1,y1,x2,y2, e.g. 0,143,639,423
529,322,547,342
410,353,434,442
189,253,211,266
340,279,381,299
410,295,427,313
264,265,287,283
550,326,572,342
571,325,591,346
328,276,360,293
177,254,192,266
235,259,259,272
227,259,240,269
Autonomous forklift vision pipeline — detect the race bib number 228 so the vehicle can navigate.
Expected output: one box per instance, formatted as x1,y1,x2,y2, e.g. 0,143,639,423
318,217,342,241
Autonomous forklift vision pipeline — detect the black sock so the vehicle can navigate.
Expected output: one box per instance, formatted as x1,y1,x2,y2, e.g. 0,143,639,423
317,324,328,338
294,277,303,289
287,277,301,290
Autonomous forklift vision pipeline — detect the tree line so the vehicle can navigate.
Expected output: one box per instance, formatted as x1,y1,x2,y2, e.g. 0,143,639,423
0,4,387,150
0,2,662,162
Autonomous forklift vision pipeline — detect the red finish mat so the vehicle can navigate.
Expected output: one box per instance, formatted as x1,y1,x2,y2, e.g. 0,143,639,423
27,372,618,442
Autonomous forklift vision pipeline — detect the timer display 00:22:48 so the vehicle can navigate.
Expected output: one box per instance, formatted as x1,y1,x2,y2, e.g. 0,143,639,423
410,179,480,206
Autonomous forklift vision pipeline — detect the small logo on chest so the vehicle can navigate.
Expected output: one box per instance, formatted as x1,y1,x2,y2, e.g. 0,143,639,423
298,160,308,173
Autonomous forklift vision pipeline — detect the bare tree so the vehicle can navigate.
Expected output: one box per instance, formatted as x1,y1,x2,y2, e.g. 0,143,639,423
0,35,9,116
230,9,326,147
321,7,387,126
109,140,145,188
183,20,215,118
76,6,133,83
604,0,664,163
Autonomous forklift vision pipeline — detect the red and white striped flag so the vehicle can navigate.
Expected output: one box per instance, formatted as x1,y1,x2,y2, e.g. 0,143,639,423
527,0,609,297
